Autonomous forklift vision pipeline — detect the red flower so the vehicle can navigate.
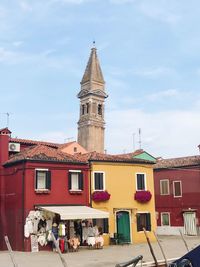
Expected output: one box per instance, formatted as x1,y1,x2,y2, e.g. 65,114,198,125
92,190,111,202
134,190,152,203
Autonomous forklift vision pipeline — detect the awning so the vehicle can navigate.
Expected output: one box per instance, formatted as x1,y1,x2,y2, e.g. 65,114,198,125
38,205,109,220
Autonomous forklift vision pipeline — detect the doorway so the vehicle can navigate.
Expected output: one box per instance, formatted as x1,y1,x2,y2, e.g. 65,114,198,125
183,211,197,236
116,211,131,243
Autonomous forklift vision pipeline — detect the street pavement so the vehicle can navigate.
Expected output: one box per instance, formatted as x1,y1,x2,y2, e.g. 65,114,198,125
0,235,200,267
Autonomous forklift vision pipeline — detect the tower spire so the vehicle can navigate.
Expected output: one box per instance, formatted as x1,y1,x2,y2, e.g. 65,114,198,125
80,46,105,85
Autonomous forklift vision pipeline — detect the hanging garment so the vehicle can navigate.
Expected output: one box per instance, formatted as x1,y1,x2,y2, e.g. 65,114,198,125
33,218,39,234
27,219,34,234
24,223,30,238
46,219,52,231
38,234,46,246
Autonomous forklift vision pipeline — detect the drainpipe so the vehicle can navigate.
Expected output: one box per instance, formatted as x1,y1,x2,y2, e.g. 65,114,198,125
22,159,25,251
89,162,92,207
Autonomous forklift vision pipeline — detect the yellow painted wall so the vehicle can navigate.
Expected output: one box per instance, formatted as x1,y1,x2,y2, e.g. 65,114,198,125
90,162,156,244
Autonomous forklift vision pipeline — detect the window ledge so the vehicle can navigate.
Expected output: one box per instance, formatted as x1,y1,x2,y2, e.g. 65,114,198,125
69,190,83,195
35,189,50,194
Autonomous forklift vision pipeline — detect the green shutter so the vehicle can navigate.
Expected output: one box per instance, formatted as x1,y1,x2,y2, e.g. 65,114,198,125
146,213,151,231
68,172,72,190
46,171,51,190
78,173,83,190
103,219,109,233
35,170,39,189
136,214,141,232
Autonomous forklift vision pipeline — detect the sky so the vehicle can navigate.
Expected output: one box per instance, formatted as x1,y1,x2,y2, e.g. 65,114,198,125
1,0,200,158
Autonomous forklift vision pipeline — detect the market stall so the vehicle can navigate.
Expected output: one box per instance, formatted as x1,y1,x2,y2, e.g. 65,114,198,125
24,206,109,252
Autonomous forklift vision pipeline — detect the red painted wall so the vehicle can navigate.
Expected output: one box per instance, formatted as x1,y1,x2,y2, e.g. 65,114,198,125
0,129,10,250
154,167,200,227
3,160,89,251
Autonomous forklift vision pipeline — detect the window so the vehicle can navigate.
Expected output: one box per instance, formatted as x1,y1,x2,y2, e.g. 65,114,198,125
73,147,77,153
92,218,109,233
94,172,105,190
161,212,170,226
86,103,89,113
98,104,102,115
160,179,170,195
173,181,182,197
68,171,83,191
82,104,85,115
35,169,51,190
136,173,146,190
136,213,151,231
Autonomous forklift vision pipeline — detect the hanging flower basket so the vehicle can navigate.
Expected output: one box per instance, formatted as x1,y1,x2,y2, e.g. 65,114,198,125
134,190,152,203
91,190,111,202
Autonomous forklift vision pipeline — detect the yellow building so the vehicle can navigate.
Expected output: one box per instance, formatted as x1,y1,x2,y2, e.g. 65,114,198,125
88,152,156,244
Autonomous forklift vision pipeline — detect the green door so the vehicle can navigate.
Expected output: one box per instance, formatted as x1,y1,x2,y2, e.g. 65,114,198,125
116,211,131,243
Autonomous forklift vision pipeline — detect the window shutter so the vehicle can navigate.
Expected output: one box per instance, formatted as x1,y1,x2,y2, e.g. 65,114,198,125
136,214,140,232
78,173,83,190
103,219,109,233
46,171,51,190
146,213,151,231
68,172,72,190
99,173,103,190
95,173,99,190
35,170,39,189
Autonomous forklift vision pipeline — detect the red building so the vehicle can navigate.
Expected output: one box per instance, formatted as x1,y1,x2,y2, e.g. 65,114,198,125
0,128,108,251
154,155,200,236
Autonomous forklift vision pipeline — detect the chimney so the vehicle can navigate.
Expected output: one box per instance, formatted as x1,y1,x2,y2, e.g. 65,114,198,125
0,128,11,166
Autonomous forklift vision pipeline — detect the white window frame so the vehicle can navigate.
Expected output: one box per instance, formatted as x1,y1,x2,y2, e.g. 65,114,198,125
135,173,147,191
161,212,170,226
160,179,170,195
35,168,49,191
69,170,82,191
173,180,182,198
93,171,105,191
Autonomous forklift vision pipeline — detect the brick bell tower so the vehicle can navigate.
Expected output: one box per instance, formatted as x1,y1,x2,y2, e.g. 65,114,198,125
77,45,108,153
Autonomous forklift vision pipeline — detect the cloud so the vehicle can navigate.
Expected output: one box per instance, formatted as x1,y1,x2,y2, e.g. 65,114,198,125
18,1,33,12
106,108,200,158
139,1,181,25
146,89,179,101
132,67,175,78
109,0,136,4
50,0,94,4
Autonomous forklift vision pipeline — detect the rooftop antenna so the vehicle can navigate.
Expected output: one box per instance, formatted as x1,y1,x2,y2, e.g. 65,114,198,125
132,133,136,152
138,128,142,149
64,137,74,143
2,112,12,127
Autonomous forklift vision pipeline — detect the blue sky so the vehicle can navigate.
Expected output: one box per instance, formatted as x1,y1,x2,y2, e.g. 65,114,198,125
1,0,200,158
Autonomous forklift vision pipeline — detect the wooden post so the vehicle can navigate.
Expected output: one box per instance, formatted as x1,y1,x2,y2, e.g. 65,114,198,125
51,232,68,267
143,228,159,267
153,231,168,267
179,229,189,252
4,236,18,267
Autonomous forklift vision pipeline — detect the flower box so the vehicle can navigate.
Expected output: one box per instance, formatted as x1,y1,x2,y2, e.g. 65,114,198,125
91,190,111,202
134,190,152,203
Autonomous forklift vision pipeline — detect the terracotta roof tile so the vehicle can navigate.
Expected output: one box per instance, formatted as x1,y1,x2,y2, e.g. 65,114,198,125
10,137,60,148
81,151,154,164
5,145,88,165
154,155,200,169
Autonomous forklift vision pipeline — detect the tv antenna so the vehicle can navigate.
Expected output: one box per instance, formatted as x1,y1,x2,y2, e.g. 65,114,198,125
132,133,136,151
64,137,74,143
138,128,142,149
1,112,12,127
